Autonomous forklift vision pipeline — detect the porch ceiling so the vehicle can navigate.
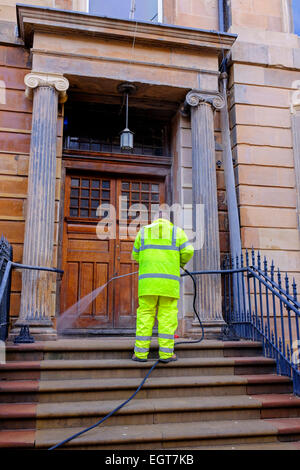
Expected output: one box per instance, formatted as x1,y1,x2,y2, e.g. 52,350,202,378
66,75,186,118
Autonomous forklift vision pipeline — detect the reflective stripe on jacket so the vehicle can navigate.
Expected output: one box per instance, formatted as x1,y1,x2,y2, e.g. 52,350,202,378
132,218,194,298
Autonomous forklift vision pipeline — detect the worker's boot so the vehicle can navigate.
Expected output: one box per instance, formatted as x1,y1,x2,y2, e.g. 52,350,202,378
159,354,177,363
131,354,147,362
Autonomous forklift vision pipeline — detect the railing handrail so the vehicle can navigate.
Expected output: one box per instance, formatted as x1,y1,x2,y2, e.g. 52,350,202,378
182,266,300,316
181,266,300,318
11,262,64,274
250,265,300,310
0,260,64,340
0,261,63,306
181,267,248,276
247,267,300,316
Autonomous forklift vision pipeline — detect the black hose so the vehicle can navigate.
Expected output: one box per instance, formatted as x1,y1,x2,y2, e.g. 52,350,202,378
48,267,203,450
48,358,160,450
175,267,204,346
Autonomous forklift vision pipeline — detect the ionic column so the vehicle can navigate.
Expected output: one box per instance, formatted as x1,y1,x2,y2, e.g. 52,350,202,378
185,90,226,337
11,72,69,341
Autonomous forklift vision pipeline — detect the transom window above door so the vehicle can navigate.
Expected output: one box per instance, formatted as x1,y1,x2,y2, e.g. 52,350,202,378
63,102,170,157
89,0,162,23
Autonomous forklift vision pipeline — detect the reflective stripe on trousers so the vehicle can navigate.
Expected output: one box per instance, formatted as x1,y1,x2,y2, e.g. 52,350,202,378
134,295,178,359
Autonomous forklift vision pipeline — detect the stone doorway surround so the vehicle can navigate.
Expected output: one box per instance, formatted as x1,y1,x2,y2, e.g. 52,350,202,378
11,5,237,340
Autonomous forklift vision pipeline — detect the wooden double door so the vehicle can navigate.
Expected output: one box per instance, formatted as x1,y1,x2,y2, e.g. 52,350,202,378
61,172,165,332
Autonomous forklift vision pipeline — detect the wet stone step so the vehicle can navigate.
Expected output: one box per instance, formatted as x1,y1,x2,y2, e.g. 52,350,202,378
2,394,300,431
0,356,276,381
0,373,293,404
33,418,300,450
5,339,263,362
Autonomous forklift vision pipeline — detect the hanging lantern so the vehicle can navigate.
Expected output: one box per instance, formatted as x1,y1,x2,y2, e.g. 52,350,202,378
120,127,134,151
118,83,137,152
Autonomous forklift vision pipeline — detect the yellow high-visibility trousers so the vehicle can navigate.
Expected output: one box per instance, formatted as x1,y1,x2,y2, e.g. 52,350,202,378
134,295,178,360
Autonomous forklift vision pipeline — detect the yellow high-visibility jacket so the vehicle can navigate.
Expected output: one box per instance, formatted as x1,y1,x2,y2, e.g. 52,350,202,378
132,218,194,298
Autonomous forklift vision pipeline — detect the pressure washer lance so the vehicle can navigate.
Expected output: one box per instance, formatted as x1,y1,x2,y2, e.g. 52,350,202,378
48,267,204,450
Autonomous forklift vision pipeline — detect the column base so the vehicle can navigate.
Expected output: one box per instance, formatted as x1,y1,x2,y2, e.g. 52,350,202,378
188,320,226,340
8,320,57,342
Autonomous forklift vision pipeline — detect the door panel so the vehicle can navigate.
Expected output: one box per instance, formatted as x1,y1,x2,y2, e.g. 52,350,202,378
62,226,115,328
61,173,165,331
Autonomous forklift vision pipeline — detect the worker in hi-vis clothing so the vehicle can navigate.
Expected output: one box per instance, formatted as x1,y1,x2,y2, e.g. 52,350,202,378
131,216,194,363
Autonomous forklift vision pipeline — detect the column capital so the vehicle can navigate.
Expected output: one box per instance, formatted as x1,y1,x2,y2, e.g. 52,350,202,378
184,89,225,112
24,71,69,103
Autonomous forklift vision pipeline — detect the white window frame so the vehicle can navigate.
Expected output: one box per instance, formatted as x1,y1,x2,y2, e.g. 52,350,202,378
281,0,297,34
73,0,89,13
291,0,300,35
158,0,163,23
86,0,163,23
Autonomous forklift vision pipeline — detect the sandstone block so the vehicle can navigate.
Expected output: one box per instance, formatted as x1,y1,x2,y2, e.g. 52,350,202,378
241,227,300,250
237,165,295,188
237,185,296,208
240,206,298,229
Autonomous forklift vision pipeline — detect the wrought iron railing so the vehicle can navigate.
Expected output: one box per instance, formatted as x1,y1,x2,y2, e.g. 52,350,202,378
0,236,13,341
221,249,300,396
0,235,63,342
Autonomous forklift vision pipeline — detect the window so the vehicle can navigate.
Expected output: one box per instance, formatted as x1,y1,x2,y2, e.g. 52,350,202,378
63,102,169,157
292,0,300,35
89,0,162,23
69,177,111,218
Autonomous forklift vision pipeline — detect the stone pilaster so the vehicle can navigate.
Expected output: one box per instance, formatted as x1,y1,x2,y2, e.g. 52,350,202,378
10,72,69,341
185,89,226,338
291,86,300,234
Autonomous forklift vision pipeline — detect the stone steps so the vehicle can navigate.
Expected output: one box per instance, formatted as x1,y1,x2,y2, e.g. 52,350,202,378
5,339,263,361
0,356,276,381
0,374,293,404
0,338,299,450
12,417,300,450
181,441,300,450
1,393,300,431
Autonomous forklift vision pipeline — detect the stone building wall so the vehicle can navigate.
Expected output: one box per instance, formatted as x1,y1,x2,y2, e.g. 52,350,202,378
228,0,300,290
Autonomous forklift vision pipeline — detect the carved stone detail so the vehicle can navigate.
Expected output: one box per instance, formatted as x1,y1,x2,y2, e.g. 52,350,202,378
185,89,225,111
24,72,69,103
